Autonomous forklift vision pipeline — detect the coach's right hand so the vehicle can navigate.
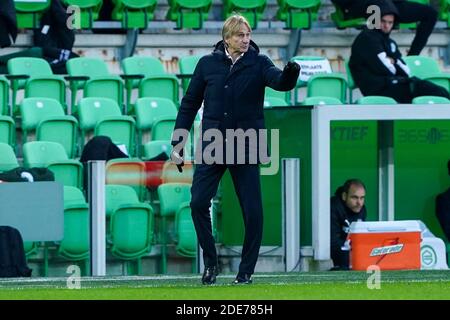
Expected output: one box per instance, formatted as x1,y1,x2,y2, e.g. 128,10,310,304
171,148,184,173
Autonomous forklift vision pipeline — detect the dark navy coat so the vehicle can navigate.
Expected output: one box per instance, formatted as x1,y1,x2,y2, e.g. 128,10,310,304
172,40,299,164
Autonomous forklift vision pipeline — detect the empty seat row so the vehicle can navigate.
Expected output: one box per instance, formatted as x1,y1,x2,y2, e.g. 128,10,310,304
15,0,323,30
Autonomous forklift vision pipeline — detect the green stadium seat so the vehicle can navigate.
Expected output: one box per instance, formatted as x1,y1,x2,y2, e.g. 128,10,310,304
121,56,179,113
66,58,124,113
15,0,51,28
357,96,398,105
7,57,66,114
112,0,157,28
151,115,177,141
0,142,19,172
157,182,192,273
439,0,450,27
0,76,9,116
23,141,83,188
307,73,348,103
179,55,202,94
142,140,172,160
291,55,328,103
345,60,357,103
175,201,197,258
0,116,15,148
135,97,178,153
412,96,450,104
167,0,212,29
107,184,154,275
264,97,289,108
106,158,147,201
302,96,343,105
276,0,321,29
403,56,450,91
57,186,90,275
20,98,78,158
63,0,103,29
78,97,136,156
223,0,266,29
265,87,290,104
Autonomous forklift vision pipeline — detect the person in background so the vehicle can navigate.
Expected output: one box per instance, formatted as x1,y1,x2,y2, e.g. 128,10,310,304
330,179,367,270
332,0,437,56
349,5,450,103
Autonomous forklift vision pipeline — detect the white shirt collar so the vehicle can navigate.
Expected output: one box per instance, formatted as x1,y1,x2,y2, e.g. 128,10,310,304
225,47,244,64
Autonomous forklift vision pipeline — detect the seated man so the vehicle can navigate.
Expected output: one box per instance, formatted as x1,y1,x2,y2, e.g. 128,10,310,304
349,8,450,103
330,179,367,270
435,160,450,242
332,0,437,55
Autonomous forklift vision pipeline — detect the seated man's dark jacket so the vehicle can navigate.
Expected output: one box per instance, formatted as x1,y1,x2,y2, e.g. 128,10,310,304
332,0,401,19
349,27,409,96
330,188,367,268
436,188,450,242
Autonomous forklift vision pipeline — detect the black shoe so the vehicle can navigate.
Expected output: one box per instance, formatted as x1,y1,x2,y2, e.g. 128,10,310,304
202,266,218,285
232,273,252,284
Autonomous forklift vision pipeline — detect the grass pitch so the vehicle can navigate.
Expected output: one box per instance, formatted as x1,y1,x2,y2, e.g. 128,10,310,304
0,270,449,300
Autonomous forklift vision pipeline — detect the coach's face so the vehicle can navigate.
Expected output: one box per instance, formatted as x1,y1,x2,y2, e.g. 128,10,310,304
225,24,251,56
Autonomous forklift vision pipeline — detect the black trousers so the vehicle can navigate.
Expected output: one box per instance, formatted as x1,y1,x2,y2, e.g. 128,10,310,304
382,77,450,103
346,0,437,55
190,163,263,276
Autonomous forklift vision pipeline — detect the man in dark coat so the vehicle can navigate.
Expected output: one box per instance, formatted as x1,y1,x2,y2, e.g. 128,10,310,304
171,14,300,285
349,4,450,103
332,0,437,56
0,0,17,48
435,160,450,242
330,179,367,270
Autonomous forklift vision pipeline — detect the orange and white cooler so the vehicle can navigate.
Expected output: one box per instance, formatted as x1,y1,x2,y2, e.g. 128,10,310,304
348,221,422,271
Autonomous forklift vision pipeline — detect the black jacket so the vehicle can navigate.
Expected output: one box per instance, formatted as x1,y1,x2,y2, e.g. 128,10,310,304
349,27,409,96
0,0,17,48
332,0,400,19
436,188,450,242
330,188,367,268
172,40,299,164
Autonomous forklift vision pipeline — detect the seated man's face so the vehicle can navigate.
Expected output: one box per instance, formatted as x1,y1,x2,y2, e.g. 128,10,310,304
380,14,395,34
342,185,366,214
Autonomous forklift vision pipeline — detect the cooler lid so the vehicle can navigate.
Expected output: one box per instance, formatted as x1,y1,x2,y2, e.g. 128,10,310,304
349,220,421,233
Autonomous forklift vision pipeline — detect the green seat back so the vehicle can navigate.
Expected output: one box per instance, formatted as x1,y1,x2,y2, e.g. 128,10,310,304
37,116,79,159
58,186,89,260
0,116,15,147
439,0,450,26
302,96,343,105
307,73,348,102
63,0,103,29
78,97,123,131
357,96,398,105
403,56,441,78
157,183,192,217
412,96,450,104
15,0,51,28
0,142,19,172
265,87,289,101
224,0,267,28
121,56,166,88
95,116,136,156
152,116,177,141
0,76,9,116
23,141,83,187
167,0,212,29
20,98,65,132
7,57,53,89
143,140,172,160
139,75,179,104
264,97,289,108
175,202,197,257
276,0,321,29
179,55,202,93
106,184,140,216
112,0,157,28
135,97,178,131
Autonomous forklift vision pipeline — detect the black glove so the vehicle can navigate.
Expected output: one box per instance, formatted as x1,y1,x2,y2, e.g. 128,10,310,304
284,61,300,74
171,147,184,173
